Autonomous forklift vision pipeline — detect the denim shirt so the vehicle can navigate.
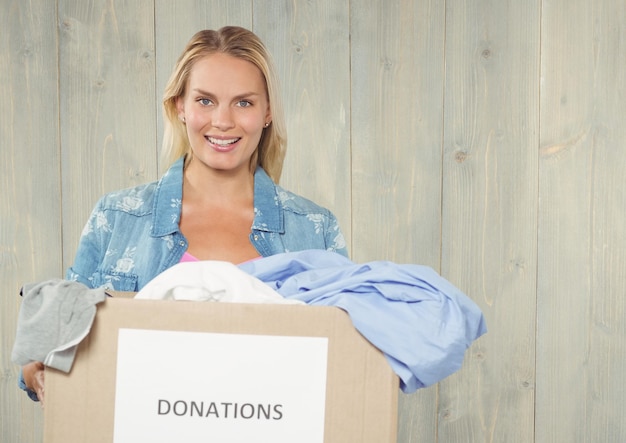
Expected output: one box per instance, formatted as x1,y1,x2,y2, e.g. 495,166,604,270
66,157,348,291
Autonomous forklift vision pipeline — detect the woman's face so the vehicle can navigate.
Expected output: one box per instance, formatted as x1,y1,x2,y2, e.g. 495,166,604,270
177,52,271,176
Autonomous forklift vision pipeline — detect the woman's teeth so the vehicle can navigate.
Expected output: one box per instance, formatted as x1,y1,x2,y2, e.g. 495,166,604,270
207,136,239,146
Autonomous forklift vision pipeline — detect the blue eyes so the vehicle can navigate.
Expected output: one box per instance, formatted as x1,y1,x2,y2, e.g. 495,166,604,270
197,98,252,107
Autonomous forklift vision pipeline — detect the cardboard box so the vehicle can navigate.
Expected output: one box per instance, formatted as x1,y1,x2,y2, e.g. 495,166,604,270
44,297,398,442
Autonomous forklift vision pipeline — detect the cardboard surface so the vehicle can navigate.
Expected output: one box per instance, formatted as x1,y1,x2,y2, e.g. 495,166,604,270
44,297,398,442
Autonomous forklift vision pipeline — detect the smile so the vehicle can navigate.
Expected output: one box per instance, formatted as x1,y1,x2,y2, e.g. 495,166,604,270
206,136,241,146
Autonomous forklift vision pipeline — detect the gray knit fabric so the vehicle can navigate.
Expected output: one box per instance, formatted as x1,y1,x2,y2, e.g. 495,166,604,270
12,279,107,372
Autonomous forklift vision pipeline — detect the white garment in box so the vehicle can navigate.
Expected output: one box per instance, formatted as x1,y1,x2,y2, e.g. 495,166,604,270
133,261,302,304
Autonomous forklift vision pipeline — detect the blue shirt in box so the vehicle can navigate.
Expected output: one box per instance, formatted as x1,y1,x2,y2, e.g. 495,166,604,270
240,249,487,393
66,156,348,292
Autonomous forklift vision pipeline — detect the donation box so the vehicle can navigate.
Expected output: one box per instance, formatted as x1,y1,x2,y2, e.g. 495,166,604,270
43,298,398,443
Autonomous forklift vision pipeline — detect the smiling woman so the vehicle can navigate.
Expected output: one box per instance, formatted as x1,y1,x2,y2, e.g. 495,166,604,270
161,27,286,183
178,53,271,178
19,26,348,405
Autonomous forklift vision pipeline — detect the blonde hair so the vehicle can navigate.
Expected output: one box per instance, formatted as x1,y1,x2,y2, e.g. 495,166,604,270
161,26,286,183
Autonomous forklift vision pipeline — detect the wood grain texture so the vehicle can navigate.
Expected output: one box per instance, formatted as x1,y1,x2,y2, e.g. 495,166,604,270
254,0,352,248
350,1,446,441
58,0,157,269
0,1,60,442
439,0,540,441
538,0,626,441
350,0,444,266
4,1,626,442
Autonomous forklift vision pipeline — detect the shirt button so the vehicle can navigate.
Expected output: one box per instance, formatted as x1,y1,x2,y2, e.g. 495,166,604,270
179,241,185,247
253,235,259,241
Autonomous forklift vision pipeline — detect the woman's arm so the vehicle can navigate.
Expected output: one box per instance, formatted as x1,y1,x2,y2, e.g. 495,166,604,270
18,201,106,402
65,199,108,288
325,212,349,258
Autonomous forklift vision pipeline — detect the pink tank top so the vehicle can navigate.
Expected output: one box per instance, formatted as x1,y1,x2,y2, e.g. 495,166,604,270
180,252,261,264
180,252,200,262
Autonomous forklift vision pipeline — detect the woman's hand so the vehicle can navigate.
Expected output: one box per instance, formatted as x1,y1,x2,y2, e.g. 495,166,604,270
23,361,45,406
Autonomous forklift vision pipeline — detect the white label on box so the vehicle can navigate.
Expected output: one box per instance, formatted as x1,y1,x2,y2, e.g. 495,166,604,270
113,328,328,443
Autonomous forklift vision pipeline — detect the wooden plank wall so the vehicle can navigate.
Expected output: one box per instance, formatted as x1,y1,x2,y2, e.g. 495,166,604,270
537,0,626,441
1,0,624,442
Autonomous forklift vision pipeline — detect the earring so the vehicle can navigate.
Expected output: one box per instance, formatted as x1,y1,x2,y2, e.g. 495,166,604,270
264,122,270,128
179,115,186,124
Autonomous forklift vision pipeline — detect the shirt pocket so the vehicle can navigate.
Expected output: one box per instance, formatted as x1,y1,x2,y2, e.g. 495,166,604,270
91,271,139,292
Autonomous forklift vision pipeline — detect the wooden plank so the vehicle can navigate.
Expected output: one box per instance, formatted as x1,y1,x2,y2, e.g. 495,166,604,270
154,0,253,171
0,0,59,442
350,1,446,441
537,0,626,441
58,0,157,269
440,0,540,441
350,0,444,265
253,0,352,249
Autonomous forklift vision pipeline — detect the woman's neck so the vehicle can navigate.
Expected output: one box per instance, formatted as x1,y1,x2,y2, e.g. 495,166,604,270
183,159,255,205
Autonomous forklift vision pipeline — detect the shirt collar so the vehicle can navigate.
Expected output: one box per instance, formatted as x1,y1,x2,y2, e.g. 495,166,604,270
252,166,284,233
151,157,184,237
151,159,283,236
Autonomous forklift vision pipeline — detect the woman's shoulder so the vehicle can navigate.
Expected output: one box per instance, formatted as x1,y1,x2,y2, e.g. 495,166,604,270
95,158,184,215
274,184,334,217
95,180,159,216
255,167,335,218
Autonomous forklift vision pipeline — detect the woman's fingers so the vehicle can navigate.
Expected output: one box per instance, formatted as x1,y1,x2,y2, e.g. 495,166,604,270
23,361,46,407
34,368,46,407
